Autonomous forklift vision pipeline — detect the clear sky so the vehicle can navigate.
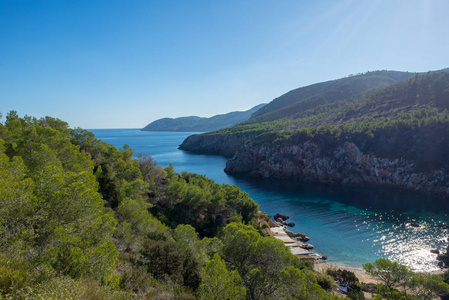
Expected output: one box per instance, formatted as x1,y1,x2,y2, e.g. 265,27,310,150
1,0,448,129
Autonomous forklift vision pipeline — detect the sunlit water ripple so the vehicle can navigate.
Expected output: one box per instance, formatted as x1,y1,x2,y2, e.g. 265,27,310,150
91,129,449,272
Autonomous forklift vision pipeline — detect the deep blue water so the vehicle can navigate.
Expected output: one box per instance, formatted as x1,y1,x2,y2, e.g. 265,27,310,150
91,129,449,271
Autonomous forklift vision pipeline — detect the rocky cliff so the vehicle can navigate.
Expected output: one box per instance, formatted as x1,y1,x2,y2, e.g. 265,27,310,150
180,71,449,198
225,141,449,198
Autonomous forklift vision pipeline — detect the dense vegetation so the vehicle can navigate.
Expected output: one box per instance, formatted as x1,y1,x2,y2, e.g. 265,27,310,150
1,112,448,299
362,258,449,300
142,104,265,132
212,72,449,172
323,258,449,300
0,111,340,299
249,70,417,122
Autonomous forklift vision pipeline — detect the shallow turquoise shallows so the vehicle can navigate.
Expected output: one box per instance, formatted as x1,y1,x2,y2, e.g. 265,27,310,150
91,129,449,272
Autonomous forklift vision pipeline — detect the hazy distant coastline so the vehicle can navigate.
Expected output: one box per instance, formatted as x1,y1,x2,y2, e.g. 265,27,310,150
142,103,265,132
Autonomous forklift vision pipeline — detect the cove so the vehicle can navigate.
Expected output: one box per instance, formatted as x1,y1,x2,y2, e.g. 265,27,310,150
90,129,449,272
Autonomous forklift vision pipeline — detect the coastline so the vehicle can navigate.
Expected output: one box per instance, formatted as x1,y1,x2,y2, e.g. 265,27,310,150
265,218,320,260
264,215,447,285
266,221,379,283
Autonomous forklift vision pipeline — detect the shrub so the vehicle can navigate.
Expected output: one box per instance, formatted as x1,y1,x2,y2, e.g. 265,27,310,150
0,254,32,296
326,268,359,287
0,265,31,295
315,272,336,290
347,285,365,300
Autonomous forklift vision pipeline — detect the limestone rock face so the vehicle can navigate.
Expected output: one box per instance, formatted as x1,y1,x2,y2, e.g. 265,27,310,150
224,140,449,198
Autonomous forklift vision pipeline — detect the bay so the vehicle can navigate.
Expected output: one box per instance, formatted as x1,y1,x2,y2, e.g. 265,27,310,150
91,129,449,271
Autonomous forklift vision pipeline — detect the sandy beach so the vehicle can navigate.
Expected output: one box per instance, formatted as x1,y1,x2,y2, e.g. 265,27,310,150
314,259,446,280
265,214,447,292
314,261,379,284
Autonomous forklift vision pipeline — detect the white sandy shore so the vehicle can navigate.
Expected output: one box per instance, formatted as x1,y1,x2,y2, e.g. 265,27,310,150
314,261,379,284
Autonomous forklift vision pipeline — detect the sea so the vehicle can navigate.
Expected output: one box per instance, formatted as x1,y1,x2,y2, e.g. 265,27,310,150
90,128,449,272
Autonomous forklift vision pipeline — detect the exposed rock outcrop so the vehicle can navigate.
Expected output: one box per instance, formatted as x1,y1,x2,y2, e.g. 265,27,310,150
436,245,449,267
276,218,288,226
225,140,449,198
273,213,289,221
299,244,314,250
285,229,310,242
179,71,449,198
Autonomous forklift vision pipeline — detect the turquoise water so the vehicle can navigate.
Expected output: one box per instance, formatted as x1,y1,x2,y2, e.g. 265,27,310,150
91,129,449,271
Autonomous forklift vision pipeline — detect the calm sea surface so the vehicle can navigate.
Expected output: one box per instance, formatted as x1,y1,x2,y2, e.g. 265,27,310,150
91,129,449,271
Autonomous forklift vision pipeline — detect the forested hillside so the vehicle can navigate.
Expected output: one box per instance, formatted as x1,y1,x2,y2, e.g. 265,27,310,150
180,71,449,198
249,70,416,123
142,104,265,132
0,112,339,299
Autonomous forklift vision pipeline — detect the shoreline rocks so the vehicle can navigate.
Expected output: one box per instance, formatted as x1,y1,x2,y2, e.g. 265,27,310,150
266,212,323,260
284,228,310,242
268,223,323,260
273,213,290,221
299,244,314,250
180,132,449,198
224,141,449,199
272,213,311,242
273,213,297,228
436,245,449,267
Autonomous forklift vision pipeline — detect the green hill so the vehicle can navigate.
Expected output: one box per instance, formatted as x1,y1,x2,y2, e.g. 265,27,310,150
238,72,449,162
219,71,449,134
142,103,265,132
180,70,449,198
249,70,416,123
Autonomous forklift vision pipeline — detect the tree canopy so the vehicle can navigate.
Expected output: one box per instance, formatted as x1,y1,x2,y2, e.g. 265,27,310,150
0,111,338,299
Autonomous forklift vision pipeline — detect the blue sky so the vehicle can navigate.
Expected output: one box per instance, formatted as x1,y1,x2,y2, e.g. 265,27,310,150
1,0,448,128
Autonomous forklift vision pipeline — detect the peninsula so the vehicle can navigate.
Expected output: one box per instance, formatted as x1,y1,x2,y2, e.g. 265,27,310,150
142,103,265,132
179,69,449,198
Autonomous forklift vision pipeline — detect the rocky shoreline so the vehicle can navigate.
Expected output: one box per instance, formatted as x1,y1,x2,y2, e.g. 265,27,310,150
225,140,449,199
265,213,325,261
179,133,449,199
266,212,449,275
436,245,449,268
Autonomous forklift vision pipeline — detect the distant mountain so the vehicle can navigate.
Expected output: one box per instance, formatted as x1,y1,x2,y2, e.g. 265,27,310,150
142,103,265,132
180,69,449,198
